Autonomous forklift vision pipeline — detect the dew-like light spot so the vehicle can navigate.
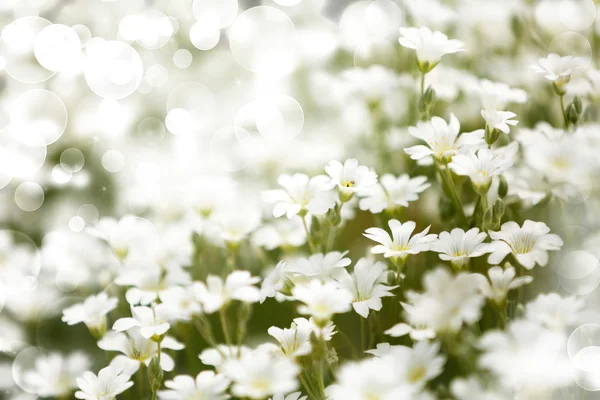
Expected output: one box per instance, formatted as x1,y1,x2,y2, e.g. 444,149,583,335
229,6,298,75
559,0,597,31
173,48,192,68
77,203,99,224
137,117,165,145
365,0,403,38
14,182,44,212
60,148,85,173
192,0,238,29
68,215,85,232
166,82,216,134
102,149,124,173
71,24,91,48
51,164,72,184
33,24,82,73
190,20,220,51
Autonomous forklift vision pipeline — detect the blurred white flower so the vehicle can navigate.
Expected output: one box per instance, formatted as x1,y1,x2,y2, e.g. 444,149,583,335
399,26,465,71
364,220,437,262
449,144,517,191
23,352,91,397
474,265,532,306
199,345,252,369
222,348,299,399
98,329,184,373
159,285,203,320
158,371,230,400
405,114,484,163
62,292,118,335
286,251,351,282
471,79,528,110
269,392,307,400
113,304,171,339
402,268,484,334
451,376,510,400
359,174,430,214
268,318,312,358
487,220,563,269
525,293,584,331
251,219,306,250
193,271,261,313
333,258,397,318
431,228,490,269
531,53,585,85
115,265,191,305
262,173,336,218
339,65,404,105
75,365,133,400
481,109,519,134
0,316,26,353
292,280,353,323
325,158,378,199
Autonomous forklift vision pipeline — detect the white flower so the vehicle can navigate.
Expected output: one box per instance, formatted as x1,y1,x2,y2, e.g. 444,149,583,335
325,158,378,198
399,26,465,71
222,348,299,399
292,280,352,323
112,304,171,339
404,114,484,163
23,352,91,397
474,265,533,306
193,271,261,313
332,258,397,318
158,371,230,400
270,392,307,400
363,220,437,262
525,293,584,330
531,53,585,84
451,377,510,400
472,79,528,110
0,316,26,353
98,329,184,373
75,366,133,400
384,322,435,342
199,345,252,369
62,292,118,335
268,318,312,358
115,265,191,305
261,173,335,218
397,341,446,390
159,285,203,320
365,342,405,358
449,145,517,191
339,65,404,104
487,220,563,269
259,261,291,303
286,251,351,283
403,268,484,334
359,174,430,214
479,319,572,392
251,219,306,250
481,109,518,134
431,228,490,269
211,206,262,244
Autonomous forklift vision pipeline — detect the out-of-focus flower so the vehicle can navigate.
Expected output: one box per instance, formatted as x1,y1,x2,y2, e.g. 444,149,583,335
62,292,118,336
333,258,397,318
474,265,533,306
292,280,352,323
404,114,484,163
112,304,171,339
222,348,299,399
481,109,519,134
359,174,430,214
251,219,306,250
262,174,336,218
431,228,490,269
159,285,203,320
193,271,261,313
325,158,378,199
199,345,252,369
75,365,133,400
525,293,584,331
115,265,191,305
158,371,230,400
269,392,307,400
487,220,563,269
285,251,351,283
23,352,91,397
451,376,510,400
399,26,465,72
0,316,26,353
364,220,437,262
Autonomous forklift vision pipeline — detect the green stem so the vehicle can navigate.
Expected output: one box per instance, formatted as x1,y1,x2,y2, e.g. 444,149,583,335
138,363,144,400
299,372,317,400
301,215,317,253
157,341,161,363
360,317,366,354
436,161,467,227
420,71,426,98
219,307,234,355
559,94,569,129
480,193,488,215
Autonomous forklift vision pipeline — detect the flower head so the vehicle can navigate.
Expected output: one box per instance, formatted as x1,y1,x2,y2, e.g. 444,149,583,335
431,228,490,269
487,220,563,269
359,174,430,214
399,26,465,72
532,53,585,87
325,158,378,199
292,280,352,323
193,271,261,313
158,371,230,400
112,304,171,340
75,365,134,400
474,264,533,306
268,318,312,358
23,352,91,397
481,109,518,134
449,144,517,192
62,292,118,336
405,114,484,163
364,220,437,262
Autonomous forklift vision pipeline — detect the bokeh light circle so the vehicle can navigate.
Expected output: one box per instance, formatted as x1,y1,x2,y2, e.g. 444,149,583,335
353,38,397,68
210,125,257,171
33,24,82,73
173,49,193,68
274,0,301,5
192,0,238,29
14,182,44,212
548,32,593,69
559,0,597,31
84,40,144,99
556,250,600,295
12,346,44,393
60,148,85,173
0,16,55,83
77,203,99,224
568,324,600,391
51,164,72,184
72,24,91,48
365,0,403,38
10,89,68,146
190,21,220,50
102,149,125,173
137,117,165,145
166,82,216,135
235,95,304,142
229,6,298,75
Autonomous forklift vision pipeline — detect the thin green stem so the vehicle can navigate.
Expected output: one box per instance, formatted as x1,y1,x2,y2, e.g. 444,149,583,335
420,71,426,97
480,193,488,215
219,307,234,355
299,372,317,400
157,341,161,363
559,94,569,129
138,363,144,400
301,215,317,253
360,317,366,354
436,161,467,227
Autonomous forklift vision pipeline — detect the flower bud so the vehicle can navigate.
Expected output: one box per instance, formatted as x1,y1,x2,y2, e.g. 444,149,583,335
482,208,493,231
493,198,505,219
497,175,509,198
326,204,342,226
552,80,568,96
573,96,582,115
148,356,163,393
567,103,579,126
